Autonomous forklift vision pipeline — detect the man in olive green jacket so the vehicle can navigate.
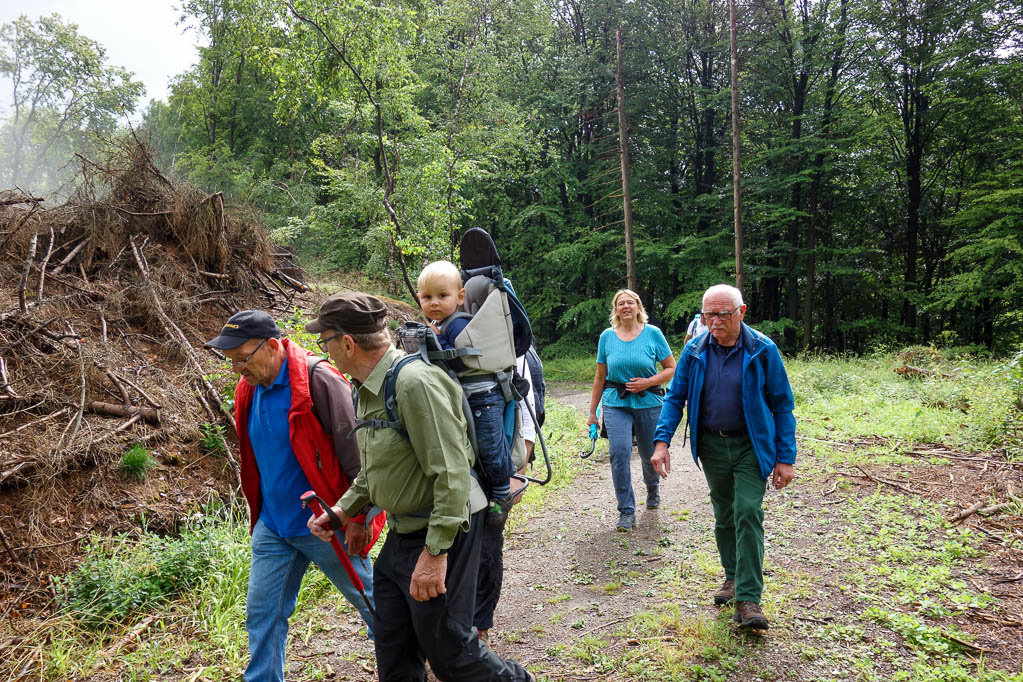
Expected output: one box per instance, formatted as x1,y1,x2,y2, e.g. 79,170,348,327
306,292,532,682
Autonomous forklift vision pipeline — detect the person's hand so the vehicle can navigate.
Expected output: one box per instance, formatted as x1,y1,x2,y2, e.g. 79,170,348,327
410,549,447,602
345,522,370,556
307,505,350,542
652,442,671,478
626,376,650,393
772,463,795,490
586,413,598,427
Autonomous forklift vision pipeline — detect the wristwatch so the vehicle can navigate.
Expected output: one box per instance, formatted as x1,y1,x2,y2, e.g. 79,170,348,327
425,545,448,557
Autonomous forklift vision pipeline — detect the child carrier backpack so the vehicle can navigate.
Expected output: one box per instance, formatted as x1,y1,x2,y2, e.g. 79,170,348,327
352,228,552,497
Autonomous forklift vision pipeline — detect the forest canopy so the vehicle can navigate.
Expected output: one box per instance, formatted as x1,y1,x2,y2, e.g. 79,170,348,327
3,0,1022,355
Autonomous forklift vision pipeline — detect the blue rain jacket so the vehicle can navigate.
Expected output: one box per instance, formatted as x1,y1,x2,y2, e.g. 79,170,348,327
653,323,796,480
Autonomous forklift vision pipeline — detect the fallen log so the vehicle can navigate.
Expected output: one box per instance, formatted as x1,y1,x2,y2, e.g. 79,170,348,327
947,501,985,524
978,501,1014,516
86,401,160,425
0,195,43,206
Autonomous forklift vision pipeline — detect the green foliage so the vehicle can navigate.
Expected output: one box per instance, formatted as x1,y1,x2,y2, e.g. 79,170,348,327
117,444,157,480
130,0,1023,353
56,520,220,628
0,13,144,192
788,352,1018,452
199,422,228,457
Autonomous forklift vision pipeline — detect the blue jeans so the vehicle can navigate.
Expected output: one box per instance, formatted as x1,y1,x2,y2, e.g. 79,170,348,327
603,405,662,515
469,387,514,499
245,520,375,682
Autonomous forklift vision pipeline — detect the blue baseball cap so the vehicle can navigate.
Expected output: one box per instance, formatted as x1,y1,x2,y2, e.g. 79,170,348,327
205,310,280,350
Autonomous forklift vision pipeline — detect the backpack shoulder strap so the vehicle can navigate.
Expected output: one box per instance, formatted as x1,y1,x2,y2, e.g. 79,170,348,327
348,355,420,439
307,355,326,377
306,355,328,431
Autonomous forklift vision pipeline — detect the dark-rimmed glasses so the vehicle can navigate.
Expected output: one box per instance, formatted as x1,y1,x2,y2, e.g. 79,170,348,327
232,337,268,367
316,332,343,353
700,307,740,321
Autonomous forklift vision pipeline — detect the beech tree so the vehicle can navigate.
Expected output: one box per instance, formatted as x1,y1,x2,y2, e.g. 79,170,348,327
0,14,143,192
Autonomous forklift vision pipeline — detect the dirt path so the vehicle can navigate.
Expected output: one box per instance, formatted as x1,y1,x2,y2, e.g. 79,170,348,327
485,386,715,673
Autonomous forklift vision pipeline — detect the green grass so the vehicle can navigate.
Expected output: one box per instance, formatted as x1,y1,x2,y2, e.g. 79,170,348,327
117,443,157,480
506,399,593,532
542,355,598,383
788,351,1020,454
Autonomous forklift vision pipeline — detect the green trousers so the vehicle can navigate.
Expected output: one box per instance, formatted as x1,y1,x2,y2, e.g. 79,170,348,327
699,432,766,603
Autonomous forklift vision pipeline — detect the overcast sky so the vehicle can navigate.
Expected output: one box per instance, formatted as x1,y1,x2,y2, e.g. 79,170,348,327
0,0,199,113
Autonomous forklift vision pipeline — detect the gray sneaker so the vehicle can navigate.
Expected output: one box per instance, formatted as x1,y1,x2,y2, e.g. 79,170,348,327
646,486,660,509
616,512,635,532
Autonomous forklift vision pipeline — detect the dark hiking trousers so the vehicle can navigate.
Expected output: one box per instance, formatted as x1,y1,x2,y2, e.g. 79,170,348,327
373,509,529,682
474,509,506,631
699,431,767,603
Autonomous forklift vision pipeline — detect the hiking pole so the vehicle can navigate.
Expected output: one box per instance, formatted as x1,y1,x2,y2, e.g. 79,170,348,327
580,403,601,459
300,491,376,620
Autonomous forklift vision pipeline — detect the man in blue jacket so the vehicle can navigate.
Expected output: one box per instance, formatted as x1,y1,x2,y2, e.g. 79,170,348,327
651,284,796,631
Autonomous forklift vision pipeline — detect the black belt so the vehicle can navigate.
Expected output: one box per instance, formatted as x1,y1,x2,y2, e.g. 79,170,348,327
604,381,665,400
700,427,747,438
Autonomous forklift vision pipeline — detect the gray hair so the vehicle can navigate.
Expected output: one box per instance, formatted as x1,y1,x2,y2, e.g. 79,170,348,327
703,284,744,308
345,329,392,351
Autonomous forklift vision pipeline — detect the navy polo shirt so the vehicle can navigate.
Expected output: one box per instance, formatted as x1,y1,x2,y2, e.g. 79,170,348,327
248,357,315,537
700,332,746,432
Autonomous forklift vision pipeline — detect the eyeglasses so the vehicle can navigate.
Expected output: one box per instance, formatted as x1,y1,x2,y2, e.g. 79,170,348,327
700,307,740,321
232,338,268,367
316,332,343,352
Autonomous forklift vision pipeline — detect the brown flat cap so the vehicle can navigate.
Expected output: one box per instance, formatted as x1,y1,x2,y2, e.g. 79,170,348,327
305,292,388,335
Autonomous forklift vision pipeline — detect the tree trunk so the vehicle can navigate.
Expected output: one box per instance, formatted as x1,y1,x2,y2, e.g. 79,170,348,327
615,24,637,292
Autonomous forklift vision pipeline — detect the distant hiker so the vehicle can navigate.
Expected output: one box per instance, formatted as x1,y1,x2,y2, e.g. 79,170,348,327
305,292,534,682
417,260,516,523
651,284,797,632
684,312,709,345
204,310,384,682
586,289,676,532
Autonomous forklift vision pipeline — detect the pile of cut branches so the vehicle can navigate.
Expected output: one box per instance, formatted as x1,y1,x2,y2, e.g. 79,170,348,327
0,138,312,596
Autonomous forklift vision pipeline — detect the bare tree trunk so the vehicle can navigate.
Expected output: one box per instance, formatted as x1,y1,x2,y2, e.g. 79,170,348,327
728,0,744,295
616,23,637,292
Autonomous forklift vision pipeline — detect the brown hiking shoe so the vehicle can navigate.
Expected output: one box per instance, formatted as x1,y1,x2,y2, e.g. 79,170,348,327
733,601,769,630
713,579,735,605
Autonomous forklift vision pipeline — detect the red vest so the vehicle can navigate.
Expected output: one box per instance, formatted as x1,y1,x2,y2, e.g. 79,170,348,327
234,338,384,554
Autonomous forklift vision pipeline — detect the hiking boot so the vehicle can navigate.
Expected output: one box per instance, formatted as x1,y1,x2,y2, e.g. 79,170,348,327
645,485,660,509
713,578,735,605
485,496,514,529
616,512,635,532
733,601,769,631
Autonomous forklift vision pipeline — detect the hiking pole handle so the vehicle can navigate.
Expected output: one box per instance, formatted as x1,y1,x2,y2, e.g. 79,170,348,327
589,423,598,440
300,491,365,593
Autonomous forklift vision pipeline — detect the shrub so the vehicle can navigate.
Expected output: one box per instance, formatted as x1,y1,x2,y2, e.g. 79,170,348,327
199,422,228,457
56,525,220,629
118,444,157,480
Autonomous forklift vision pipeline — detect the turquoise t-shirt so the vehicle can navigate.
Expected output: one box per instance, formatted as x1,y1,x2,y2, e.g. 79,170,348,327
596,324,673,409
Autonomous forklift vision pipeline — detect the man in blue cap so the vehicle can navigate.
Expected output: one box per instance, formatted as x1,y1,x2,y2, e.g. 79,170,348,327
205,310,385,682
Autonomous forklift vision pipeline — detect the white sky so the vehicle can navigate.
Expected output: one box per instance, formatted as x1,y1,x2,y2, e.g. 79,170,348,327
0,0,199,112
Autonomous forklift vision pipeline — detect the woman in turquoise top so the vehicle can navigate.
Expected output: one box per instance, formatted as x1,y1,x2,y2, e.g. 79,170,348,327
587,289,676,531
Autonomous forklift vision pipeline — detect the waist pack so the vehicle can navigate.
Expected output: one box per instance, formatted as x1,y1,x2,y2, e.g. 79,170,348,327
603,380,666,400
